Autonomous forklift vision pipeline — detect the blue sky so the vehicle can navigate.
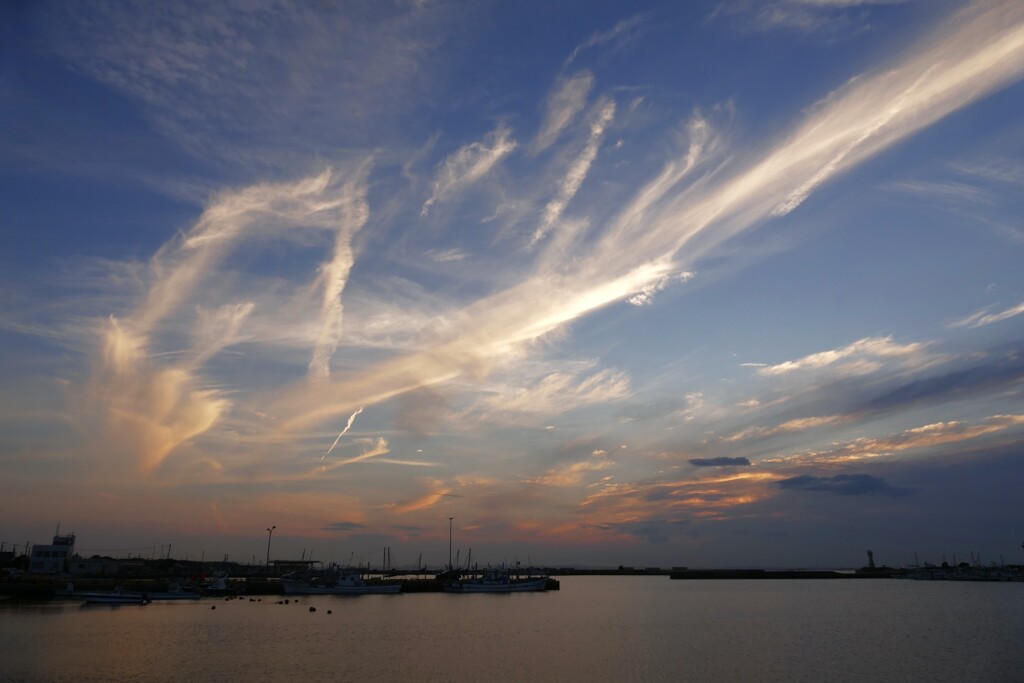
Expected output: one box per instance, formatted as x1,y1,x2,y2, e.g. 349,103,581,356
2,0,1023,569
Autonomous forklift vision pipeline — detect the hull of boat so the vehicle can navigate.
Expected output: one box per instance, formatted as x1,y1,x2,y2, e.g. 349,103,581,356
281,578,401,595
444,577,549,593
80,593,147,605
146,591,201,600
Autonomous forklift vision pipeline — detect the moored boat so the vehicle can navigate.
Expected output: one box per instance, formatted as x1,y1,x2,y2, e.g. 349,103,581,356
909,565,1023,581
281,567,401,595
201,573,245,596
146,582,201,600
443,566,550,593
81,592,148,605
58,582,149,604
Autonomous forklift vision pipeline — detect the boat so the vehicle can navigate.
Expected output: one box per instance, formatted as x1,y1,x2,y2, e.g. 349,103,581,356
57,582,149,605
200,573,245,596
146,582,201,600
442,566,550,593
81,591,149,605
908,565,1023,581
281,567,401,595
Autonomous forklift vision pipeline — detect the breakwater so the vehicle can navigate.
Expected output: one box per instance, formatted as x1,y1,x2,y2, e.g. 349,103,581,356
670,568,901,579
0,576,561,599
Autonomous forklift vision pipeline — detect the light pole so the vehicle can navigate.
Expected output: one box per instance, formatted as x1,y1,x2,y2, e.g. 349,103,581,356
448,517,453,571
266,525,276,568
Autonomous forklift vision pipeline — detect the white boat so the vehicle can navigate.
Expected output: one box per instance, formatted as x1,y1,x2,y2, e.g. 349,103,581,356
909,565,1023,581
58,582,149,605
146,582,201,600
201,573,245,596
443,567,550,593
281,569,401,595
81,592,148,605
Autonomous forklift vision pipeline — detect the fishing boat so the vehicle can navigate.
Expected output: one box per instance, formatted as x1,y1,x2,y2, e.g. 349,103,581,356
81,591,148,605
146,582,201,600
200,573,245,596
442,566,550,593
281,567,401,595
58,582,149,604
79,587,149,605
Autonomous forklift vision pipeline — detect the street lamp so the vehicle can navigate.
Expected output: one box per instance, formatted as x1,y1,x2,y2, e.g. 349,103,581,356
448,517,453,571
266,526,276,568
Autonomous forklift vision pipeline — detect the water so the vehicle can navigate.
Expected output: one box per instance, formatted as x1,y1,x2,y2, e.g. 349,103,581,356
2,576,1023,682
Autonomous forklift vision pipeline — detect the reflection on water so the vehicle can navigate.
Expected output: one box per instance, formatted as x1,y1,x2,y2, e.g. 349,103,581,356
2,576,1023,682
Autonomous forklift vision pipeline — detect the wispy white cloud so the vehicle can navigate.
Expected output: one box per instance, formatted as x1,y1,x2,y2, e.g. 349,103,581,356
796,0,909,6
565,14,648,67
757,336,925,377
273,2,1024,435
724,414,847,442
90,315,229,475
421,125,517,215
950,159,1024,186
26,1,1024,500
320,436,390,470
532,72,595,154
530,455,615,487
188,302,255,369
139,169,344,335
950,301,1024,329
425,248,469,263
478,368,632,418
531,98,616,246
766,414,1024,465
308,168,371,380
886,153,1024,243
888,154,1024,205
887,179,996,206
75,166,375,474
728,0,907,34
43,1,441,169
627,271,695,307
390,478,453,515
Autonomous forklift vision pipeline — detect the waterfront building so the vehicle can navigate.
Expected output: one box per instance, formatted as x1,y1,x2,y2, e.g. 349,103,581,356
28,533,76,574
68,557,121,576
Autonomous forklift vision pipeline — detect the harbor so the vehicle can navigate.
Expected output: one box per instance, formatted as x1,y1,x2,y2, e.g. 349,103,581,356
3,535,1022,605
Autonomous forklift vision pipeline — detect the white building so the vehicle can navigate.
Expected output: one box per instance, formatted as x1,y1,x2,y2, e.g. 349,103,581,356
29,533,76,574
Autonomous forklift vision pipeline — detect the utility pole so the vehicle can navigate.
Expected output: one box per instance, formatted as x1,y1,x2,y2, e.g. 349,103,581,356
266,526,276,568
448,517,453,571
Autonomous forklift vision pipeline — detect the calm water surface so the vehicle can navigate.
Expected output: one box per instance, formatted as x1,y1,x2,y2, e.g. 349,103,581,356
1,576,1022,682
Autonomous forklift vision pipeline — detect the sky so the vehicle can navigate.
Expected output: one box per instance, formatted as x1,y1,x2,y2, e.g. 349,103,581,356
2,0,1023,570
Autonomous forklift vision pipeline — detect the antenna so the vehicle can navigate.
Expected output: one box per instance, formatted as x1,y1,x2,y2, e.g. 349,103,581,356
446,518,454,573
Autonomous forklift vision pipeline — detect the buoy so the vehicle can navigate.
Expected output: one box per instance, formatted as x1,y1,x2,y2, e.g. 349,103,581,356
309,606,316,612
210,605,216,610
327,610,332,615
